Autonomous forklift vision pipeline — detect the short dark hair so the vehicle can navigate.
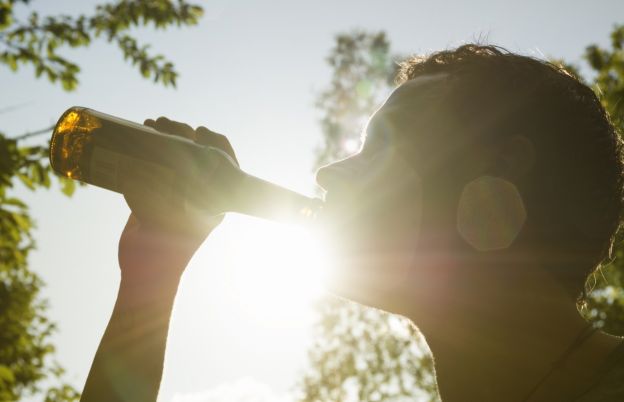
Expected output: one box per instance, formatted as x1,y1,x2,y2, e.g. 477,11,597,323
396,44,624,299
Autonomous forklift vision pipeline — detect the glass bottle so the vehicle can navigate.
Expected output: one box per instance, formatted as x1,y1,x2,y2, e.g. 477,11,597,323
50,107,321,226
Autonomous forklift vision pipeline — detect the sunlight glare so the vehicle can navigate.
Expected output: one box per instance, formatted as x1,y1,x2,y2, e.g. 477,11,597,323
222,215,330,323
343,138,361,154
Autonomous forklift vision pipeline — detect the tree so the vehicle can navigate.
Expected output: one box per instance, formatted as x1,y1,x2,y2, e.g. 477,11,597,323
297,297,438,402
314,31,399,168
0,1,203,400
298,27,624,402
576,25,624,335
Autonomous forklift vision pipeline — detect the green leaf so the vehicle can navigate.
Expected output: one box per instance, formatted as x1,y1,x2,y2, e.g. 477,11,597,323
59,177,75,197
17,172,34,190
3,197,27,209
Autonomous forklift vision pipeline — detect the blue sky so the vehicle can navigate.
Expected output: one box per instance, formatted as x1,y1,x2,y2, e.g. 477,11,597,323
3,0,624,400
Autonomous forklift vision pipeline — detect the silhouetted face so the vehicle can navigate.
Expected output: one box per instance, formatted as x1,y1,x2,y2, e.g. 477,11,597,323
316,74,454,311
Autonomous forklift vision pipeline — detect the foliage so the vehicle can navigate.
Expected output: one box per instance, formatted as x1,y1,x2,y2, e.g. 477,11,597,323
0,134,77,401
585,26,624,132
0,0,202,89
297,297,438,402
0,1,203,400
560,25,624,335
301,27,624,402
315,31,399,168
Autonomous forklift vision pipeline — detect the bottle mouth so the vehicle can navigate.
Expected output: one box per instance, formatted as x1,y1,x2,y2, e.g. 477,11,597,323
50,107,101,179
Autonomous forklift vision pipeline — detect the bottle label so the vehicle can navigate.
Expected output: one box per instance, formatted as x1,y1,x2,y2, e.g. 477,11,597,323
90,146,174,202
90,146,121,192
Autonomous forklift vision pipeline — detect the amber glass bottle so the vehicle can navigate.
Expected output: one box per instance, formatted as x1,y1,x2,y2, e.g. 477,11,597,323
50,107,320,225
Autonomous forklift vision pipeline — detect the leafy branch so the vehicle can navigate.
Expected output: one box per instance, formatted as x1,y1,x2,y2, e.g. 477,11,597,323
0,0,203,90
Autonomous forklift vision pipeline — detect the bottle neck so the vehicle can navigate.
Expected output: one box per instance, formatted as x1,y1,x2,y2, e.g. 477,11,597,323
228,172,322,224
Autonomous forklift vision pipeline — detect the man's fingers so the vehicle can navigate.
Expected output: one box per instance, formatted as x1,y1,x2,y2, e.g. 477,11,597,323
144,116,196,141
156,116,196,140
196,126,239,165
142,118,238,165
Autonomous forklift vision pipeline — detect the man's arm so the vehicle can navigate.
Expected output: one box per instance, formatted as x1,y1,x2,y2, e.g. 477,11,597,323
80,265,182,402
80,118,237,402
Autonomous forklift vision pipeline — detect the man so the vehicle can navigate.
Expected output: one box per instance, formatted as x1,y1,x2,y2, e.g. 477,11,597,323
80,45,624,401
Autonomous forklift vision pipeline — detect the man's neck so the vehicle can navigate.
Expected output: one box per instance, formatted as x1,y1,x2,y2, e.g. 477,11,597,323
407,265,620,402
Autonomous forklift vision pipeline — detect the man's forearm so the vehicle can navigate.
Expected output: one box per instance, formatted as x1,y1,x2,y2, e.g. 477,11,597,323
81,276,181,402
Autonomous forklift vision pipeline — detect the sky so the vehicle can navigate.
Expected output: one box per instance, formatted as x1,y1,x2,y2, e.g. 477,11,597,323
3,0,624,401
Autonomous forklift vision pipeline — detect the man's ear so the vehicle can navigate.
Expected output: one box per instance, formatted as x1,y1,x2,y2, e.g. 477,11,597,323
494,135,535,179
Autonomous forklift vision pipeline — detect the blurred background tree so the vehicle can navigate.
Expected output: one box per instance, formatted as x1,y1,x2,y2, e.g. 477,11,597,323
0,1,202,400
297,26,624,402
577,24,624,335
314,31,399,168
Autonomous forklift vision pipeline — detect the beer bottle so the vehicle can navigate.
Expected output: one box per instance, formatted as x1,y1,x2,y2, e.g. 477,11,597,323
50,107,321,227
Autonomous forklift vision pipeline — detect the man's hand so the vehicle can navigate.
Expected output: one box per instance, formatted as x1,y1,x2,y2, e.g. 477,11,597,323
119,117,238,283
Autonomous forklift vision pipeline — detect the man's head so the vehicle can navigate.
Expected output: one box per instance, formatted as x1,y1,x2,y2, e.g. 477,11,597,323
316,44,624,312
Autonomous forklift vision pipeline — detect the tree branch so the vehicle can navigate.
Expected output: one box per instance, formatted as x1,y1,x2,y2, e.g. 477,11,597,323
13,125,54,141
0,101,34,114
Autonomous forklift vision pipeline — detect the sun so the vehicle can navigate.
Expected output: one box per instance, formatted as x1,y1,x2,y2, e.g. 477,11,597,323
195,213,331,323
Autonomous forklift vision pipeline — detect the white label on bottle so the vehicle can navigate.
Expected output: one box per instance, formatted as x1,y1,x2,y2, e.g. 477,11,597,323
90,147,121,192
118,154,174,203
90,147,174,202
